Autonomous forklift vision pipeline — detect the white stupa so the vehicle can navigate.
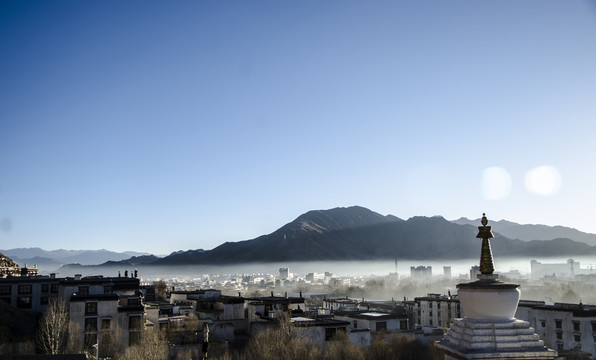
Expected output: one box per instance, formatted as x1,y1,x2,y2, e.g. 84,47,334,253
435,214,557,360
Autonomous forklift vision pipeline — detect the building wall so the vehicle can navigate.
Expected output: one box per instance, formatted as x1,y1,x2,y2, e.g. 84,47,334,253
334,315,405,332
414,296,461,329
69,298,120,350
0,278,60,313
516,307,596,356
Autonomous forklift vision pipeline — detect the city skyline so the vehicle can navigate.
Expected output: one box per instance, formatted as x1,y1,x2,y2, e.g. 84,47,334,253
2,1,596,254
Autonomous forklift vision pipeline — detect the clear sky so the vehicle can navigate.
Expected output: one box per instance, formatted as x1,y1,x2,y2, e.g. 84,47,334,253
1,1,596,255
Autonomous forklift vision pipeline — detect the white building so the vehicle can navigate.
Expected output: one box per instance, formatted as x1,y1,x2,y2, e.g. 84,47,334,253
516,302,596,357
413,293,461,331
334,310,408,333
531,259,580,280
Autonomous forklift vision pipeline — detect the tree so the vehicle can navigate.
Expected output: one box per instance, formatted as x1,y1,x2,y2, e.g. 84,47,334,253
99,323,123,359
154,280,168,301
122,328,169,360
37,297,69,354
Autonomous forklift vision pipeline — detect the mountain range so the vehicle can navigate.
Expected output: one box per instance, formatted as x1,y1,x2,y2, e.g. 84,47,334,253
0,248,150,271
150,207,596,265
452,217,596,246
6,206,596,271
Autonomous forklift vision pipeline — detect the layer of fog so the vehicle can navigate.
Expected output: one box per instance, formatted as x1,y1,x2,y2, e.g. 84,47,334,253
53,256,596,281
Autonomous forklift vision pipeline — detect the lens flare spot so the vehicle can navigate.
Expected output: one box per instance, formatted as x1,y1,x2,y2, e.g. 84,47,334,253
524,166,561,195
482,167,512,200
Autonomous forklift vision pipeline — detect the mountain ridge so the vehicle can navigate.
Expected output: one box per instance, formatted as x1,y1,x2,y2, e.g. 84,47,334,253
452,217,596,245
10,206,596,269
151,206,596,265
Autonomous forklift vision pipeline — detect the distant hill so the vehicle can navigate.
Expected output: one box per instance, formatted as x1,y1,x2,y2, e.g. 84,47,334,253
103,255,161,266
452,218,596,246
0,248,151,272
152,206,596,265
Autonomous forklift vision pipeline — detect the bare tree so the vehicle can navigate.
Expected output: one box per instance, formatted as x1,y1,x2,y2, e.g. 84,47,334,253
154,280,168,301
37,297,69,354
67,320,83,354
122,328,169,360
99,323,124,359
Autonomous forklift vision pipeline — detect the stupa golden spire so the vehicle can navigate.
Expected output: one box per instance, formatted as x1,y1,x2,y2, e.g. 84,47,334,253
476,213,495,275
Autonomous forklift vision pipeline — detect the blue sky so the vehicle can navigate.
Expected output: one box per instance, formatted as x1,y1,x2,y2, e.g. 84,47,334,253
1,1,596,254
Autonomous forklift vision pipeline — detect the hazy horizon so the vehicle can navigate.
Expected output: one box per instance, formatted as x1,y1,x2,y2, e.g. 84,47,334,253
26,255,596,278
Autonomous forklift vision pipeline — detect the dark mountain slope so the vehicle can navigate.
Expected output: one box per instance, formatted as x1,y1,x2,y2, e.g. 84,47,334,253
153,207,596,265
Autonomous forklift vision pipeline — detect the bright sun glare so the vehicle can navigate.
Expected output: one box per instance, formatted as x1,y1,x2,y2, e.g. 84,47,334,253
524,166,561,196
482,167,512,200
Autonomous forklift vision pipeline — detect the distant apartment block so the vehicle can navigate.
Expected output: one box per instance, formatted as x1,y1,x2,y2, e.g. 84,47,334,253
279,267,290,280
410,265,432,279
531,259,584,280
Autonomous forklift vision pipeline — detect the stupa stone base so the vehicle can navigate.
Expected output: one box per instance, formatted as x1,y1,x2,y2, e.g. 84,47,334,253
435,318,557,359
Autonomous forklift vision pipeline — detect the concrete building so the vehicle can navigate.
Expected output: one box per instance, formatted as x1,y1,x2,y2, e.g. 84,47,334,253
334,310,408,333
443,266,452,279
469,265,480,281
279,268,290,280
0,274,61,313
516,302,596,357
410,265,432,279
291,316,370,346
323,297,359,312
531,259,580,280
413,293,461,332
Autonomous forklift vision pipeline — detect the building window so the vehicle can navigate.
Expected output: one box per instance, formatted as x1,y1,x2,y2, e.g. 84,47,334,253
555,319,562,329
85,318,98,333
574,334,581,342
17,297,32,309
129,315,142,330
556,331,563,340
557,342,563,351
78,286,89,295
128,297,140,306
0,285,10,295
18,285,32,294
592,322,596,333
376,321,387,332
540,320,546,328
40,296,48,305
325,327,338,341
400,319,408,330
104,285,112,294
41,284,49,293
101,318,111,332
129,331,142,346
353,320,358,329
573,321,580,332
85,302,97,315
429,311,433,317
51,284,58,293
